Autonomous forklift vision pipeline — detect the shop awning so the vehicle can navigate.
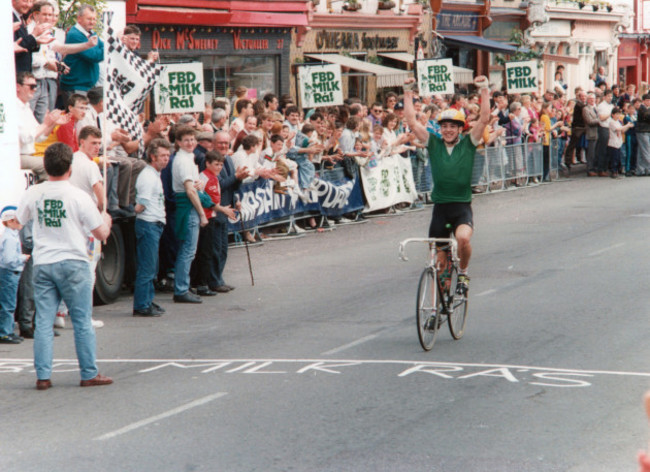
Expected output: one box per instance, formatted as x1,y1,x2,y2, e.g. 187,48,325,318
304,53,411,88
376,52,474,84
541,53,579,65
442,35,528,55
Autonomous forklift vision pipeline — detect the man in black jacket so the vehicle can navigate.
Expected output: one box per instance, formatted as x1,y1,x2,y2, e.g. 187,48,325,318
564,89,587,169
636,94,650,176
210,131,248,292
13,0,52,73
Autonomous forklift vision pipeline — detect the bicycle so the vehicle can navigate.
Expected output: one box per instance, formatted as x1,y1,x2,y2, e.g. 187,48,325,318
399,226,469,351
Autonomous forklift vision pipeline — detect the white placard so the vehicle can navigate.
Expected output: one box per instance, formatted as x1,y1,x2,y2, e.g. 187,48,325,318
0,2,25,219
298,64,344,108
154,62,205,114
417,58,455,97
505,60,539,94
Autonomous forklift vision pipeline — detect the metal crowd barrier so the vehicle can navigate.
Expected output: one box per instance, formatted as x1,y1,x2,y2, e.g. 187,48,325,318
470,139,561,193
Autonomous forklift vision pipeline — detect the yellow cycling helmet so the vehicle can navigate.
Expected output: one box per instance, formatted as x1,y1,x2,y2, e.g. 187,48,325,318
437,109,466,127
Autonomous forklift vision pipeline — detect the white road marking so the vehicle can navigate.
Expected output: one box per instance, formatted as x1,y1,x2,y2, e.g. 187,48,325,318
588,243,624,257
475,289,497,297
4,358,650,379
631,214,650,218
94,392,227,441
321,334,379,355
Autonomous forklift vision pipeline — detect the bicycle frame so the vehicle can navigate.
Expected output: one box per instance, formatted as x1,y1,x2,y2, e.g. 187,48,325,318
398,237,460,267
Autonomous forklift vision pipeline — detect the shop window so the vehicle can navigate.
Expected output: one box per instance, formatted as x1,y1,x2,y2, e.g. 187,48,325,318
201,55,279,102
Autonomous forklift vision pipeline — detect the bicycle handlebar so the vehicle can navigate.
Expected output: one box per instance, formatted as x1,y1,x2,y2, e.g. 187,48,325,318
398,237,457,262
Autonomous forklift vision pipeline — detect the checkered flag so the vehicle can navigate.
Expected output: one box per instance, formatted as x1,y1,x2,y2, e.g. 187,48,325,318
103,12,162,156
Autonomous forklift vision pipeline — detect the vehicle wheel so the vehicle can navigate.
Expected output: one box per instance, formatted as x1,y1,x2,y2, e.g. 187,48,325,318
416,268,439,351
447,265,468,340
94,224,125,305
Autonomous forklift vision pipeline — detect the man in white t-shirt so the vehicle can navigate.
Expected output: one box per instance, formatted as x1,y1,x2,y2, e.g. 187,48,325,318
595,89,614,175
66,126,107,328
70,126,105,209
171,127,208,303
16,142,113,390
133,138,170,316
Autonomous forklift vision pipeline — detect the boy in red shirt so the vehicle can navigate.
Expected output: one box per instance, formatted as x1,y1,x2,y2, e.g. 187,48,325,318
56,94,88,152
191,151,237,295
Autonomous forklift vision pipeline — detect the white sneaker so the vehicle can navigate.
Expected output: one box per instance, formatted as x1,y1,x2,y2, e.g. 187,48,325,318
53,313,65,329
338,217,354,224
91,319,104,329
294,225,306,234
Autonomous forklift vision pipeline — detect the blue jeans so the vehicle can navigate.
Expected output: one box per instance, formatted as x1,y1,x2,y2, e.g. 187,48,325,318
134,219,164,310
0,268,21,337
33,260,97,381
174,208,200,296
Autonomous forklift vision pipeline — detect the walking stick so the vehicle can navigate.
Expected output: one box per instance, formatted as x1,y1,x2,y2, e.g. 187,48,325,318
235,195,254,286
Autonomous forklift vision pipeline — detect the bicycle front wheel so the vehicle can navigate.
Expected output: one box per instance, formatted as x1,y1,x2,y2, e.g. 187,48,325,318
416,268,439,351
447,265,469,340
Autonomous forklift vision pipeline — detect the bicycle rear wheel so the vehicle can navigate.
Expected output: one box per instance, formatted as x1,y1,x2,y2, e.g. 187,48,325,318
416,268,439,351
447,265,469,340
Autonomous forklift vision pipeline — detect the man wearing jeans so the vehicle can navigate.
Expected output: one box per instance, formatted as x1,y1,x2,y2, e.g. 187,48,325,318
16,143,113,390
635,94,650,176
172,127,208,303
133,139,171,316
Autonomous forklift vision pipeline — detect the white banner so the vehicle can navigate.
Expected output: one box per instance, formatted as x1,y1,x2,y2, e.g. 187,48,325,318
417,58,455,97
298,64,344,108
0,1,25,224
360,154,418,212
154,62,205,114
505,60,538,94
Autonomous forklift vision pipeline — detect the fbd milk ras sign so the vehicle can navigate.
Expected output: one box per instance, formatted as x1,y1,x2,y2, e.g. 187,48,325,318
417,58,455,97
505,60,538,94
298,64,344,108
154,62,205,114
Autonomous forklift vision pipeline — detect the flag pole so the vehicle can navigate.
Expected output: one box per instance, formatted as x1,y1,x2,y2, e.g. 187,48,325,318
101,11,109,215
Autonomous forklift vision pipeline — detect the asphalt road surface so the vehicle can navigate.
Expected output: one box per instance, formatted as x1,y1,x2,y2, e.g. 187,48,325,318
2,172,650,472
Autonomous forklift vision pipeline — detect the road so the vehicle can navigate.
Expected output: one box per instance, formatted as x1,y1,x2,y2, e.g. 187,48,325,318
2,172,650,472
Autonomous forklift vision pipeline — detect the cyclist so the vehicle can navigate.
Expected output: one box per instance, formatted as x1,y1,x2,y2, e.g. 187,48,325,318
403,75,491,296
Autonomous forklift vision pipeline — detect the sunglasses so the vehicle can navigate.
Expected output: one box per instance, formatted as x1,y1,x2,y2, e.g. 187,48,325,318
22,83,38,90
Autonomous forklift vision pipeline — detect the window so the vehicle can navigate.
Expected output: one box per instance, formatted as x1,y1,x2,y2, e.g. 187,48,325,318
201,55,279,101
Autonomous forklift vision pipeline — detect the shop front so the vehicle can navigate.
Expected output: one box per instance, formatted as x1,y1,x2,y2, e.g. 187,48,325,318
617,37,642,88
525,2,628,95
291,10,422,105
126,0,308,102
430,0,494,77
139,26,292,102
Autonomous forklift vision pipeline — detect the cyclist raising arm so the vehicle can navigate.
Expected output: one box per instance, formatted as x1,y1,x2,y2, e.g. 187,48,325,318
403,76,491,295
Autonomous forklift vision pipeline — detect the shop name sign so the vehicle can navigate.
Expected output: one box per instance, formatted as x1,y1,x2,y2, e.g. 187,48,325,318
315,31,399,51
151,28,282,51
298,64,343,108
437,11,478,32
505,60,538,93
417,58,454,96
154,62,205,114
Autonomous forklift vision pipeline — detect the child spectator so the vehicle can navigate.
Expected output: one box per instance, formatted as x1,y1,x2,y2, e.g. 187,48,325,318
261,135,298,195
0,208,29,344
191,151,236,294
56,94,88,152
623,102,638,176
608,107,634,179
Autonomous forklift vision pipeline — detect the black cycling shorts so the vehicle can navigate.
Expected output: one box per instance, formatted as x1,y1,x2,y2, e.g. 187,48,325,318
428,202,474,241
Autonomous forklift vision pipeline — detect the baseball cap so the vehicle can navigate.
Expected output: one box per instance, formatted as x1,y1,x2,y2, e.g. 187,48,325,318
1,206,18,222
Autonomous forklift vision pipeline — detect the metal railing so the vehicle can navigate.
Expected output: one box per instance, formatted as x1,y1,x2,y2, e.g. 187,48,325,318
469,139,561,193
